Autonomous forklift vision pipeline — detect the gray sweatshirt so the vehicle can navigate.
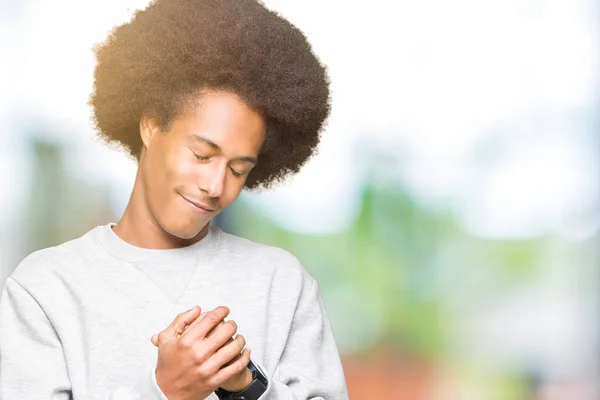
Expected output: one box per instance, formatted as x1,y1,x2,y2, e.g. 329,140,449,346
0,223,349,399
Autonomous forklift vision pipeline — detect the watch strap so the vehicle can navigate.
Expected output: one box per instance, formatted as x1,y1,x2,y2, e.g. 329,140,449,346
215,360,268,400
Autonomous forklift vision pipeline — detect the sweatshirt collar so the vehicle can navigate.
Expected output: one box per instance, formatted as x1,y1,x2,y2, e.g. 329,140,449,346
97,222,220,263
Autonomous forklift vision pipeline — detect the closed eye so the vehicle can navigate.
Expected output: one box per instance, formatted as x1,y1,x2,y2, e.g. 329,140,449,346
190,149,210,161
230,168,243,177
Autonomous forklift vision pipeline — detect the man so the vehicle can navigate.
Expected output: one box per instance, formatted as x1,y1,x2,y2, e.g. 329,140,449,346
0,0,349,399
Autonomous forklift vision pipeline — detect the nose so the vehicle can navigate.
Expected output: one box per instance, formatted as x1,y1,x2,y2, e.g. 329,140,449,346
200,162,226,199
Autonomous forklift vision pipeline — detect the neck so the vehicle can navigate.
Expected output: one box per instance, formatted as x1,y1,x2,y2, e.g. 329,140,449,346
113,171,209,250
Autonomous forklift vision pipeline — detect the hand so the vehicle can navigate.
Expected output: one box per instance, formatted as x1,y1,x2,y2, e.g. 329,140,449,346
150,306,251,400
215,352,253,392
152,309,254,393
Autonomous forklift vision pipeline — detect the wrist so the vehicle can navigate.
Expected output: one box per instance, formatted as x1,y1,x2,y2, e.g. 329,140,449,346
220,367,253,392
215,361,269,400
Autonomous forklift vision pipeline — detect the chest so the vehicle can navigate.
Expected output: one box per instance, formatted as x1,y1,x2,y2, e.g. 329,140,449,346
49,270,289,398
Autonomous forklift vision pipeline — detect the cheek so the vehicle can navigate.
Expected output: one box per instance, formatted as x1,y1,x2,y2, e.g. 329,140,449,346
163,149,196,192
220,179,244,206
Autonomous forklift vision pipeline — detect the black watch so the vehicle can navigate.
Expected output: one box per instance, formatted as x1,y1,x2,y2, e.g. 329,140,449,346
215,360,268,400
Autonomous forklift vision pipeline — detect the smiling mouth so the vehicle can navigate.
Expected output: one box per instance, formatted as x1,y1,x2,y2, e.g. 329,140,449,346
180,194,216,213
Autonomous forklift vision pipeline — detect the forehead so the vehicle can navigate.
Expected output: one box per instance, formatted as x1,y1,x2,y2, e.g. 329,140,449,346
174,90,265,153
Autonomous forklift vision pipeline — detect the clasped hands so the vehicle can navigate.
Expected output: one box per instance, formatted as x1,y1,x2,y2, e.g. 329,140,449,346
150,306,253,400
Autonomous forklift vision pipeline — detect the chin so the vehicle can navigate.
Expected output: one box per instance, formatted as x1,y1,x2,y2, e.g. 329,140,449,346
165,219,209,241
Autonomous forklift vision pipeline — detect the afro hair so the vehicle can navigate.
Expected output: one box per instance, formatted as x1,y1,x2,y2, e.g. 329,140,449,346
89,0,331,189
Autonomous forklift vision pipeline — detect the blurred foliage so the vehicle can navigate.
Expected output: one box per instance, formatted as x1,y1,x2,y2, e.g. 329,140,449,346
229,182,548,362
22,137,113,258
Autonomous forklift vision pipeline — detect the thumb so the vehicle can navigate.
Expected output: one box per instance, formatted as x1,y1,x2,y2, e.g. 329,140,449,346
165,306,201,340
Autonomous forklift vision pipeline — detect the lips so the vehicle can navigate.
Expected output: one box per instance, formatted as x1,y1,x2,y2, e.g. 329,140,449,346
180,194,216,212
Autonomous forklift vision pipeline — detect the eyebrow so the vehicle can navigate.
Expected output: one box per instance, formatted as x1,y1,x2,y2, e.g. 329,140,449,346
191,134,258,164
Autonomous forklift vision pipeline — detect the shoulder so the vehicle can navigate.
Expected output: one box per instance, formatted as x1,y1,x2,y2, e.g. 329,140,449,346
216,228,315,287
9,226,103,291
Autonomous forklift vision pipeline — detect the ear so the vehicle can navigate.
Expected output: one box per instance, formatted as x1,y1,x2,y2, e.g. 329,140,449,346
139,114,161,150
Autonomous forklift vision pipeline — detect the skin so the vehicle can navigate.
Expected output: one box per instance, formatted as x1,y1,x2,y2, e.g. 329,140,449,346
112,89,266,397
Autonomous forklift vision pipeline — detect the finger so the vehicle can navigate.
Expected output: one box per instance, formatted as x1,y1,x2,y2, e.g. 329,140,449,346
179,306,230,343
162,306,201,343
152,308,204,347
211,348,252,387
181,311,211,337
196,334,233,352
203,334,246,372
191,321,240,363
152,314,226,348
205,319,229,340
221,350,243,369
204,319,238,348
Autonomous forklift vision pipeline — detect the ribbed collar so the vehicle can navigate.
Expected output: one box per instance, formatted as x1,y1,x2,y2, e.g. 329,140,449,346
97,222,220,263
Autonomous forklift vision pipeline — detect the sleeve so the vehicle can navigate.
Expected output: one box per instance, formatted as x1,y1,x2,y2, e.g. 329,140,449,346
0,277,168,400
257,278,349,400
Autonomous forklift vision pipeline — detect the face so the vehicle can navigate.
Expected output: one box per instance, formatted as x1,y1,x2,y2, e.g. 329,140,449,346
138,90,266,240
